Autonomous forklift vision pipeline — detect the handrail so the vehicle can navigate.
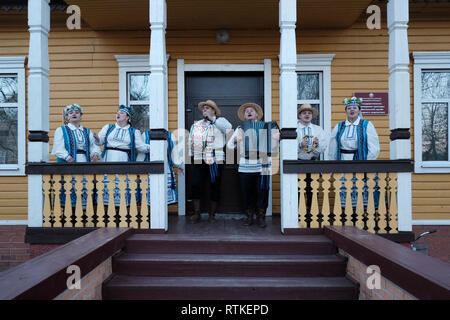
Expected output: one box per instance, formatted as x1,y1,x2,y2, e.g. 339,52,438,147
26,161,164,175
283,159,413,173
324,226,450,300
0,228,133,300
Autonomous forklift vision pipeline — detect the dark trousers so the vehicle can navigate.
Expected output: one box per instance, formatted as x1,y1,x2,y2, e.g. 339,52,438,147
239,172,269,211
191,163,223,202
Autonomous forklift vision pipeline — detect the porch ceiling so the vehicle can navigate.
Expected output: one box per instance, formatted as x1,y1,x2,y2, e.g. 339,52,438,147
65,0,374,31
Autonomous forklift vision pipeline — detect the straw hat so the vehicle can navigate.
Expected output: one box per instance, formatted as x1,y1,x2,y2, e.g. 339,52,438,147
237,103,264,121
198,100,221,117
297,103,318,119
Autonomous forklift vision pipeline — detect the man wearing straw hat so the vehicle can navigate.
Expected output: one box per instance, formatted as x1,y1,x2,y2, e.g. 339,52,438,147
188,100,232,223
227,102,280,228
296,103,329,160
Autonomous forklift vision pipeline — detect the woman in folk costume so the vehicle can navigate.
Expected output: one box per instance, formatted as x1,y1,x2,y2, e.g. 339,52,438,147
51,104,101,210
93,105,150,208
227,103,280,228
297,104,328,160
136,130,183,206
328,96,380,209
52,104,101,163
328,97,379,161
188,100,232,223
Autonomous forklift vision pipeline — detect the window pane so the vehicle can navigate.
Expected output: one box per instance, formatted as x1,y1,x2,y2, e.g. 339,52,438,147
0,107,18,164
0,76,18,103
129,74,149,101
422,102,448,161
297,73,319,100
130,104,149,133
422,72,450,99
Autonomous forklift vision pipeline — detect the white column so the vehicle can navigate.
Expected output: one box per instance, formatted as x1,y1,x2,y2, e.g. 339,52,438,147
279,0,298,233
149,0,168,231
27,0,50,227
388,0,412,232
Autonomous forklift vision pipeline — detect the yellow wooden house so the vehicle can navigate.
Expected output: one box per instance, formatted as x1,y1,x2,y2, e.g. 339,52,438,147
0,0,449,262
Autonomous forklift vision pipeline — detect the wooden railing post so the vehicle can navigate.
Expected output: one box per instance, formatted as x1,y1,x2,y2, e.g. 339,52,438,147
279,0,299,233
148,0,168,232
388,0,412,232
27,0,50,227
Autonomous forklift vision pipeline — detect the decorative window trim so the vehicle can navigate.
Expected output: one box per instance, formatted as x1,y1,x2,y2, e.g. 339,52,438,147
296,54,335,160
115,54,170,106
0,56,26,176
413,51,450,173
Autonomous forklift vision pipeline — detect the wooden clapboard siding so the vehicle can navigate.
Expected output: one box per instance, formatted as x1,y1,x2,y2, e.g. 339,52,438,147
409,14,450,221
1,7,450,223
0,11,29,221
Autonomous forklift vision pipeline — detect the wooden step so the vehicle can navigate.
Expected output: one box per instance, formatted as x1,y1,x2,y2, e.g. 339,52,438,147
112,253,347,277
102,275,358,300
124,234,337,255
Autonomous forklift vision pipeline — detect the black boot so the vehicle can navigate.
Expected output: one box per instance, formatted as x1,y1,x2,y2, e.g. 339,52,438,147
243,209,254,226
256,208,267,228
208,201,218,223
190,199,201,223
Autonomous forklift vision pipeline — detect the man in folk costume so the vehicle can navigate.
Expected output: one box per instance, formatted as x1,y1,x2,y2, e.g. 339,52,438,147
328,96,380,210
227,103,280,228
297,104,328,160
296,104,329,216
52,104,101,210
188,100,232,223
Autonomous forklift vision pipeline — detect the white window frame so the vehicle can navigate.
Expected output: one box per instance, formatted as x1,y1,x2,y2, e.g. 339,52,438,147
115,55,150,107
296,54,334,160
413,52,450,173
0,57,26,176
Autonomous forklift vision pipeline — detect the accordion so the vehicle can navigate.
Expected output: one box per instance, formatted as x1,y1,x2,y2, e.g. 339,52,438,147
241,121,279,159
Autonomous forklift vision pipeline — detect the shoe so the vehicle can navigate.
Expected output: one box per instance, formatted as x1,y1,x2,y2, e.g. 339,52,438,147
242,209,254,226
208,201,218,223
190,199,201,224
256,208,267,228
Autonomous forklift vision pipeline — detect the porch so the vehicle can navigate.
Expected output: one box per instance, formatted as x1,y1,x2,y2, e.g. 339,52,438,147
20,0,413,234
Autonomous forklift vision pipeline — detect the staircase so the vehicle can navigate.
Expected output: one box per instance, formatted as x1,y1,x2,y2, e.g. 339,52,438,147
102,233,359,300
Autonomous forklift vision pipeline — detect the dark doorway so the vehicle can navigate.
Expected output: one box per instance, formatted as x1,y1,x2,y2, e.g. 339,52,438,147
185,72,264,214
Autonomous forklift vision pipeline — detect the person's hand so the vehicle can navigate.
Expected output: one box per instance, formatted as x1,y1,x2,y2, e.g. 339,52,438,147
90,154,100,162
66,156,74,163
301,140,309,148
177,167,184,175
93,133,100,143
314,137,319,145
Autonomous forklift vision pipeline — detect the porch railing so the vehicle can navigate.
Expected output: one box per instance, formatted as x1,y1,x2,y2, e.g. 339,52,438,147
283,160,413,234
26,162,164,229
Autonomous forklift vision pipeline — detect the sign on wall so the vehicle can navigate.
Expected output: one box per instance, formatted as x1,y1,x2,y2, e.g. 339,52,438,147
354,92,389,116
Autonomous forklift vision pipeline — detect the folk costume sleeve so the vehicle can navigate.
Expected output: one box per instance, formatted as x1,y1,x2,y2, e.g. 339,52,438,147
51,126,70,161
134,129,150,154
366,121,380,160
88,129,101,157
328,124,339,160
314,125,329,157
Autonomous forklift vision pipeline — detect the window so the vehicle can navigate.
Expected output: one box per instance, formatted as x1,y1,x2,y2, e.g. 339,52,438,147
0,57,25,176
296,54,335,159
127,72,150,132
115,55,151,133
297,72,322,126
413,52,450,173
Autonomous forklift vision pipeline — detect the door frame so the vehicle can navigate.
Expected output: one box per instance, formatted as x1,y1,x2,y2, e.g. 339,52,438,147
177,59,273,216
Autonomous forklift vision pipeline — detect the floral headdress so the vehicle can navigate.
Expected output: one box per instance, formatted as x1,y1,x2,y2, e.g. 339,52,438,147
64,103,83,115
343,96,363,108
